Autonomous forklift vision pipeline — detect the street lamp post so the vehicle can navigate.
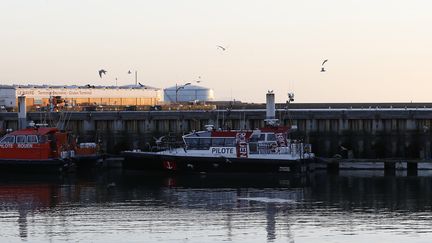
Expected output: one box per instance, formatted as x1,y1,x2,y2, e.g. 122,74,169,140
175,82,191,104
128,70,138,86
135,71,137,86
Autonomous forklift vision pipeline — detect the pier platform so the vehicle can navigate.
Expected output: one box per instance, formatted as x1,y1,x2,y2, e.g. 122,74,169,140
315,158,432,175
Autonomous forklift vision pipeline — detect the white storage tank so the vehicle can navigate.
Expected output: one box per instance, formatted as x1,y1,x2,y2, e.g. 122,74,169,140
163,84,214,103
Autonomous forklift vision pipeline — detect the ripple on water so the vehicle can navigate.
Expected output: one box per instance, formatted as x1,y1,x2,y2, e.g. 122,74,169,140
2,173,432,242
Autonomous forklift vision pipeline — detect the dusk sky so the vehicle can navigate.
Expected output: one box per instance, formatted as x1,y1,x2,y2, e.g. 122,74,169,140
1,0,431,103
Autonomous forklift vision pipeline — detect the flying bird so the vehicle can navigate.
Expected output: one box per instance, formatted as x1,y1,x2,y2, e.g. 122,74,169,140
153,136,165,145
322,59,328,66
217,45,226,51
320,59,328,72
106,182,116,188
98,69,107,78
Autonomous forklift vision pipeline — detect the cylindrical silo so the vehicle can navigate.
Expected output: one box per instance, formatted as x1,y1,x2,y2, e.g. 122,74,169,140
163,84,214,103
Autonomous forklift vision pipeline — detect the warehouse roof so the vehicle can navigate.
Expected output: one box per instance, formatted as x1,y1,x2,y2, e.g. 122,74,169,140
0,84,161,90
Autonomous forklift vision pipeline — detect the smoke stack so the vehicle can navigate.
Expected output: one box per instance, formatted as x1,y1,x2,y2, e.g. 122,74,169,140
18,96,27,129
265,91,278,126
266,91,275,119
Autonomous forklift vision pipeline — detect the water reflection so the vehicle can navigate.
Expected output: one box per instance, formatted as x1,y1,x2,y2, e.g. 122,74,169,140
1,171,432,242
0,174,62,240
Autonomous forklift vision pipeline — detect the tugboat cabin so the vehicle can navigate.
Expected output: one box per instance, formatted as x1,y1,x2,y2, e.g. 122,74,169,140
182,126,306,158
0,127,69,160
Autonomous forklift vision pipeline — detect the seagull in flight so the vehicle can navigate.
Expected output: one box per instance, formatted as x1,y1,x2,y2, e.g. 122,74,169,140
340,145,348,151
322,59,328,66
153,136,165,145
98,69,107,78
217,45,226,51
321,59,328,72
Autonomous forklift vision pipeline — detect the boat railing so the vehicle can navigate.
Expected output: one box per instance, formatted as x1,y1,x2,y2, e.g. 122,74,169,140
167,141,187,151
257,142,277,154
257,142,308,157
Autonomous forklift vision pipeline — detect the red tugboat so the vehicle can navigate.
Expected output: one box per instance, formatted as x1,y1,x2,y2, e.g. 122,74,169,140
74,142,103,168
0,126,75,172
122,91,315,174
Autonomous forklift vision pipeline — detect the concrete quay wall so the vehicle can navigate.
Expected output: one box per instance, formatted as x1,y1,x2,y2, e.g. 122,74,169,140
0,108,432,156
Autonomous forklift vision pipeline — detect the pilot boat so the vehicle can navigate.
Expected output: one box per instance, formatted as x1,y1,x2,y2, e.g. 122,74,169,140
122,91,315,174
0,125,75,172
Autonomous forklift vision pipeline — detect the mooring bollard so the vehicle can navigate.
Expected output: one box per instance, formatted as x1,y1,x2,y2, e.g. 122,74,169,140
384,161,395,176
407,162,418,176
327,160,339,174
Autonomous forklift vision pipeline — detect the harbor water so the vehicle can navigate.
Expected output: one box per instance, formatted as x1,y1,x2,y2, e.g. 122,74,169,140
1,169,432,242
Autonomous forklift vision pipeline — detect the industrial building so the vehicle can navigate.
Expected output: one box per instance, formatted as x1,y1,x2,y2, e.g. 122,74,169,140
0,84,162,109
163,84,214,103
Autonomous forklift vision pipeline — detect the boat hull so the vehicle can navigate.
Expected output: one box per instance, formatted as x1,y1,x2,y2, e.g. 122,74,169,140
0,158,72,172
122,151,311,174
73,155,103,169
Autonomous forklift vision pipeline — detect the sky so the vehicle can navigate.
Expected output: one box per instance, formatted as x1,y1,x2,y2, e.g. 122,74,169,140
0,0,431,103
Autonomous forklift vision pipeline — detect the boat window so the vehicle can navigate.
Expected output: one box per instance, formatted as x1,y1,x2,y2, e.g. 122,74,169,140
27,135,38,144
249,143,258,154
199,138,211,150
0,136,15,144
16,135,26,143
224,138,236,146
185,138,199,149
212,138,225,147
39,135,47,143
249,134,259,142
259,134,266,141
266,133,276,141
